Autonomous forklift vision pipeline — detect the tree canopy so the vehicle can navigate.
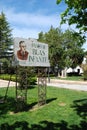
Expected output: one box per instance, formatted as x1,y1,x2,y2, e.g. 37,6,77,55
62,29,85,68
38,26,85,70
38,26,64,69
56,0,87,34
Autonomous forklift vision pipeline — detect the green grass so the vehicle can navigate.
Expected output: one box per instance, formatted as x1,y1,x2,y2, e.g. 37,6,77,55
53,75,84,81
0,86,87,130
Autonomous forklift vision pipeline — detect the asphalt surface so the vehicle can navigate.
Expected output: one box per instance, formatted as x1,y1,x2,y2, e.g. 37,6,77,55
0,79,16,88
0,79,87,91
47,79,87,91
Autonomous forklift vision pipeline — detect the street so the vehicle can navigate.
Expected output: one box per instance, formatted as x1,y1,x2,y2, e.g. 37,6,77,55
0,79,87,91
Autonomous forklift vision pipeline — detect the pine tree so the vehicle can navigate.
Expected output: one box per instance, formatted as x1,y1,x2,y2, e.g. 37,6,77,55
0,12,13,58
0,12,13,73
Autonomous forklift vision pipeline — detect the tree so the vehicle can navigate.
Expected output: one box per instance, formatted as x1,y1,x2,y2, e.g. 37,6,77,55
56,0,86,77
38,27,84,68
38,26,65,68
38,26,68,76
38,27,85,76
0,12,13,73
38,31,45,43
56,0,87,33
62,29,85,69
0,12,13,59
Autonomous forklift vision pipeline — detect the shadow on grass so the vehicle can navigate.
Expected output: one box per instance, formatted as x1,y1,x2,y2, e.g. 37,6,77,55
71,98,87,119
46,98,57,104
0,96,16,115
0,120,87,130
0,96,38,115
0,97,87,130
0,95,57,116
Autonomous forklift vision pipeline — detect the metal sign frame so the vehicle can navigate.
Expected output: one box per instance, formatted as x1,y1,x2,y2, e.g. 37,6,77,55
13,38,50,110
15,66,28,111
38,67,47,106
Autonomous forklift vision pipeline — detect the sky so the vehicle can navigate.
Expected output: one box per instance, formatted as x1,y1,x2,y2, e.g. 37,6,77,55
0,0,68,38
0,0,87,49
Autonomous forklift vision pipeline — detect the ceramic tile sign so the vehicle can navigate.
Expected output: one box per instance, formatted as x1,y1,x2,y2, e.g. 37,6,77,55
14,37,50,67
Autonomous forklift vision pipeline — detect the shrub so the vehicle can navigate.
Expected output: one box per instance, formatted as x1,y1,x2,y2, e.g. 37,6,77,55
0,67,37,87
17,67,37,88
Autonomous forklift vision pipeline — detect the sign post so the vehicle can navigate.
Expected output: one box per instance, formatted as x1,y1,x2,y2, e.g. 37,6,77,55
15,66,28,111
38,67,47,106
14,37,50,109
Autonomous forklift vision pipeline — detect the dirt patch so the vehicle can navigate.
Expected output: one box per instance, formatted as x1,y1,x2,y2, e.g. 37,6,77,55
58,102,66,106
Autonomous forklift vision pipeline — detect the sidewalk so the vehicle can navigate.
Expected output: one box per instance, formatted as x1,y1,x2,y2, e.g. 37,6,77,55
0,79,87,91
0,79,16,88
47,79,87,91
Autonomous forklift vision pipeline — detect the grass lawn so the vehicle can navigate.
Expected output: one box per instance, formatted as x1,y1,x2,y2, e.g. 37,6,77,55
58,75,84,81
0,86,87,130
50,75,84,81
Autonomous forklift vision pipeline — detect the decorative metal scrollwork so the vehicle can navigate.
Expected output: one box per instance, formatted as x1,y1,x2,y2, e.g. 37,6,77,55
38,68,47,106
15,66,28,111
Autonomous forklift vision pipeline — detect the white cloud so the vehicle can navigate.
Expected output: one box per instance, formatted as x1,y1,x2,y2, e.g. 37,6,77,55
6,10,60,28
4,9,61,38
12,27,40,39
0,3,72,39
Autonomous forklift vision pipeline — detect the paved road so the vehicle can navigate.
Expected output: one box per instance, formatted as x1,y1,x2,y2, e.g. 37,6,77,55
0,79,87,91
47,79,87,91
0,79,16,88
47,82,87,91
